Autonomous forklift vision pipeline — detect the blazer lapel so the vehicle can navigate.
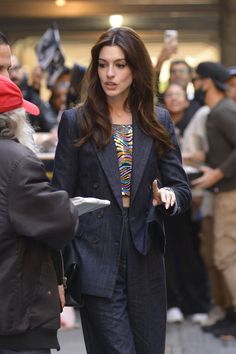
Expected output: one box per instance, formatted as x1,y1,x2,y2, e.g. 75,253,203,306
91,139,123,210
131,119,154,205
91,117,153,209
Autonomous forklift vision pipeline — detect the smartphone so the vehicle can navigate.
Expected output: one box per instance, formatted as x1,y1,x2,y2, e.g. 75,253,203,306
164,30,178,43
164,30,178,52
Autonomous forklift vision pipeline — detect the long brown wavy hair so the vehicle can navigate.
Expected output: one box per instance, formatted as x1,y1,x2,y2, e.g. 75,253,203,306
75,27,173,155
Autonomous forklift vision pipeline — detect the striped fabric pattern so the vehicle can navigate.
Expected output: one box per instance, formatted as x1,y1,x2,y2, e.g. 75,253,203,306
112,124,133,196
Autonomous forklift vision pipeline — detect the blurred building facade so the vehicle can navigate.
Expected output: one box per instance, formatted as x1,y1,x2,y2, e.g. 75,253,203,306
1,0,235,97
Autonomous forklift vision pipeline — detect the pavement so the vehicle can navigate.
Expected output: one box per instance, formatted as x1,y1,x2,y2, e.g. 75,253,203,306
52,311,236,354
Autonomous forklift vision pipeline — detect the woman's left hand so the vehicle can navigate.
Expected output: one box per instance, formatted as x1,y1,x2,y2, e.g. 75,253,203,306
152,179,176,209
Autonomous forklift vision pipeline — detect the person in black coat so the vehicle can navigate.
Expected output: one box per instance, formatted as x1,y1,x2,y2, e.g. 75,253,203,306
0,75,78,353
52,27,191,354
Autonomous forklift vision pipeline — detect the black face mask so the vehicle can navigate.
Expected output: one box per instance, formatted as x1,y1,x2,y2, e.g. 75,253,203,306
194,88,206,105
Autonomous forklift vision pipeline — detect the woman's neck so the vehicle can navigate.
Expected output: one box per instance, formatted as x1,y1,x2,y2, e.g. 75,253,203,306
109,100,132,125
171,111,184,125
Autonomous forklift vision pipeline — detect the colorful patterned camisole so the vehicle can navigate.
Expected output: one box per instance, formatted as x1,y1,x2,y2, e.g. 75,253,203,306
112,124,133,197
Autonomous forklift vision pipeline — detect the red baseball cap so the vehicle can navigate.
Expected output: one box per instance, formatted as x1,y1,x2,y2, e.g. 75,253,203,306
0,75,40,116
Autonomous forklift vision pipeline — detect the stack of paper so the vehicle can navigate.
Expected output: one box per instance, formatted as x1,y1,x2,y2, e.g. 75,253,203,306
71,197,110,216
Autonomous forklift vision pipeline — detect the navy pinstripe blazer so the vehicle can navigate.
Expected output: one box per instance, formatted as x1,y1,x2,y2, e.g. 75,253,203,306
52,106,191,298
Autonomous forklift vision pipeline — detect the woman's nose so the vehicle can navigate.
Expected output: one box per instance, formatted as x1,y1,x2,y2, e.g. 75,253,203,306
107,65,115,77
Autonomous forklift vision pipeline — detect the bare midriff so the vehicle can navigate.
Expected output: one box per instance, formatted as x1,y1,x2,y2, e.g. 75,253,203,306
122,195,130,208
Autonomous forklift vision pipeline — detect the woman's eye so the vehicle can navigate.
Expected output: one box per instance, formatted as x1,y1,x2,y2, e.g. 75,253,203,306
98,63,106,68
116,63,126,69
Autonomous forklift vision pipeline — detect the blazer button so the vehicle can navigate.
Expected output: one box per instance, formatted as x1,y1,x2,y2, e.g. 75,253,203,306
97,210,104,218
93,182,99,189
92,237,99,244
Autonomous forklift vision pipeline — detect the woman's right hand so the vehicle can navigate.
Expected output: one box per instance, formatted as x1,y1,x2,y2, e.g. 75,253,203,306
152,179,176,209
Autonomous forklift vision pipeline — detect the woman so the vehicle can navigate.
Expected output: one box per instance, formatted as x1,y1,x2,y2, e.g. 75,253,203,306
163,83,210,324
163,83,190,144
52,27,191,354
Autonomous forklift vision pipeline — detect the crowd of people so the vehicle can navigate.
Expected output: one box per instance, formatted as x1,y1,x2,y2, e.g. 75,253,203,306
154,38,236,339
0,25,236,353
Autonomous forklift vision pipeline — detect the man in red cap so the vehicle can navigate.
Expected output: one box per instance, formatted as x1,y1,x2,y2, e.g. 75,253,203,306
0,74,40,115
0,75,78,353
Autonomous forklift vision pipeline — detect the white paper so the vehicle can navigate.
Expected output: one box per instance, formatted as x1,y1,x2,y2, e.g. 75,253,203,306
183,165,201,175
71,196,110,216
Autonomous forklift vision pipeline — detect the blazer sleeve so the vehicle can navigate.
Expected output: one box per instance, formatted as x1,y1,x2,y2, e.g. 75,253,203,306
156,107,192,214
8,152,78,250
52,109,79,196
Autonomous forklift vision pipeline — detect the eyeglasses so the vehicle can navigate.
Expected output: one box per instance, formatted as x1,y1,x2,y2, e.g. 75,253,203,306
170,68,190,75
9,65,21,73
164,92,186,99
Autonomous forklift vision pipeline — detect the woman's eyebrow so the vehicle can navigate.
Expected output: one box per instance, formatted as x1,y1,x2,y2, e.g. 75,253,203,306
98,58,126,62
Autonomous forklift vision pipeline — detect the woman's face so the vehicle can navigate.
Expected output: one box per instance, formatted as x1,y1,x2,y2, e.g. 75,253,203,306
164,84,189,114
169,63,191,89
51,85,68,112
97,45,133,102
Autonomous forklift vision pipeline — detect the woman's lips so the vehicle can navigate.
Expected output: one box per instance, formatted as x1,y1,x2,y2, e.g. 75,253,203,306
104,82,117,90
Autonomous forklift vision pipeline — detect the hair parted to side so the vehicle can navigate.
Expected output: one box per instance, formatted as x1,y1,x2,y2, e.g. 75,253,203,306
0,108,38,153
76,26,172,155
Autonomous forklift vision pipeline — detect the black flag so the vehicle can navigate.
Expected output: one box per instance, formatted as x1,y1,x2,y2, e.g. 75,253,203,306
35,25,65,88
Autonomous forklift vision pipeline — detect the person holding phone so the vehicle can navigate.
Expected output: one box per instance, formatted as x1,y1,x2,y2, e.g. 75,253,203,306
154,30,179,79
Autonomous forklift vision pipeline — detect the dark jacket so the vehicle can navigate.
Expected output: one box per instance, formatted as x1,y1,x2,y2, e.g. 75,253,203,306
0,139,78,350
20,77,57,132
52,106,191,298
206,97,236,192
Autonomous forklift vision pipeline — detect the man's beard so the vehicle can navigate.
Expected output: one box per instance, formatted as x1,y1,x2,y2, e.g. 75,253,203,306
12,108,38,154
